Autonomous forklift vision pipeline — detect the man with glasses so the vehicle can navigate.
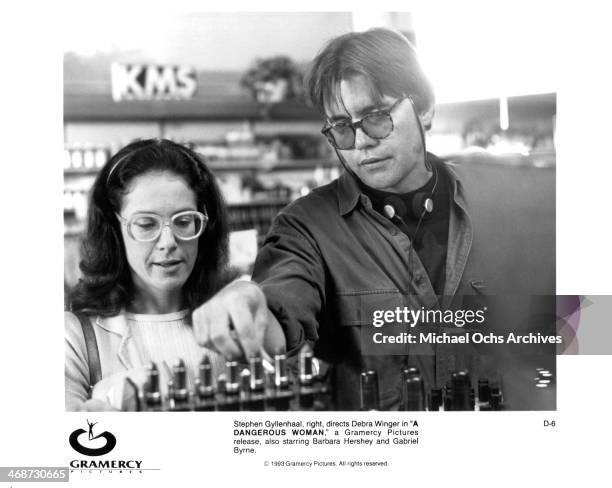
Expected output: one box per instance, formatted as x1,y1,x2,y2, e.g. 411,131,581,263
193,28,545,409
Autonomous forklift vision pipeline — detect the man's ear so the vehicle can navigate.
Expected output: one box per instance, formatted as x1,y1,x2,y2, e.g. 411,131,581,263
420,102,435,131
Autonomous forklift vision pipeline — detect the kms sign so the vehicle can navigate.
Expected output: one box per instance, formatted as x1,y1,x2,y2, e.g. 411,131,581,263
111,63,197,101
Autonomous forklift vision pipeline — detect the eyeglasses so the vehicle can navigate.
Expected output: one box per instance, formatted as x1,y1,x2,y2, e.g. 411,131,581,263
321,97,407,150
116,210,208,242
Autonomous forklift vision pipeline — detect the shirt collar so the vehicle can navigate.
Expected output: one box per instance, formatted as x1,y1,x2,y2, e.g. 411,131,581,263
338,170,363,216
96,313,129,336
337,153,465,216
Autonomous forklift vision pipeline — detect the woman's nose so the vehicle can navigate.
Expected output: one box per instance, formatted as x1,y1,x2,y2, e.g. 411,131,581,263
155,224,178,250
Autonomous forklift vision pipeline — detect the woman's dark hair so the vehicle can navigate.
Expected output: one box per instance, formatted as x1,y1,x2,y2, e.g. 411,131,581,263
304,28,435,129
69,139,230,316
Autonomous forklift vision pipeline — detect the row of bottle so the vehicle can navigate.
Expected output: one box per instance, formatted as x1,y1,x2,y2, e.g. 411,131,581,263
64,147,110,171
360,367,504,411
139,348,330,412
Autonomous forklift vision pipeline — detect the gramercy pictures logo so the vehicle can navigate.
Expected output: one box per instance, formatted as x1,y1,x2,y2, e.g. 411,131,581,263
69,419,117,456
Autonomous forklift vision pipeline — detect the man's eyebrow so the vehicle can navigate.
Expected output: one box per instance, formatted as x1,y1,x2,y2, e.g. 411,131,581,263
327,114,351,124
354,103,383,117
327,103,385,123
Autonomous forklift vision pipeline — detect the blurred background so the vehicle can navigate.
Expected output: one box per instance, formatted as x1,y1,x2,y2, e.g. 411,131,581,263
63,11,555,290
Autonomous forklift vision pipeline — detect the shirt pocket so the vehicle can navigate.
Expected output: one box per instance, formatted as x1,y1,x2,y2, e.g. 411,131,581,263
335,290,404,326
469,279,488,295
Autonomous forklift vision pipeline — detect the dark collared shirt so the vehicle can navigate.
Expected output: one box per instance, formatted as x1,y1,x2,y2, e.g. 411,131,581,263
359,164,452,295
252,154,479,409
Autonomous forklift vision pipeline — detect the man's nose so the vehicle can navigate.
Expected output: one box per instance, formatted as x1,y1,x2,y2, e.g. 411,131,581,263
354,126,377,150
156,224,178,250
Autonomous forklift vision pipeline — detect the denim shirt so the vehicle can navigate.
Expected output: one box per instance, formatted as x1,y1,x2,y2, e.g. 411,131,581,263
252,156,490,409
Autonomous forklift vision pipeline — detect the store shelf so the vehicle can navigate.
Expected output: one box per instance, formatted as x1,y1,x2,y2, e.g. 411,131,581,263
64,168,101,176
228,199,291,208
64,159,339,177
209,159,338,172
64,97,320,122
443,151,556,168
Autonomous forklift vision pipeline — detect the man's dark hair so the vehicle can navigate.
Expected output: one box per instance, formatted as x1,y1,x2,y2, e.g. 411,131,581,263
304,28,435,129
69,138,230,316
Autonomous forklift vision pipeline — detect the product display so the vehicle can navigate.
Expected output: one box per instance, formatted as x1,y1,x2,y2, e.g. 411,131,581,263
138,348,332,412
123,346,553,412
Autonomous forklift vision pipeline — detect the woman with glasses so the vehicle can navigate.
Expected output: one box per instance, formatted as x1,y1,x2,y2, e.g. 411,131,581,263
65,139,230,411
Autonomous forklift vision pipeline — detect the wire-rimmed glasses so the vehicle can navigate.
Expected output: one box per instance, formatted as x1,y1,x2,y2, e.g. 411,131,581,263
321,97,407,150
